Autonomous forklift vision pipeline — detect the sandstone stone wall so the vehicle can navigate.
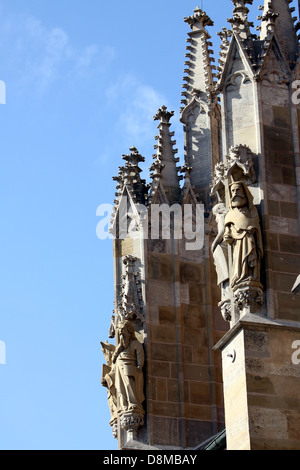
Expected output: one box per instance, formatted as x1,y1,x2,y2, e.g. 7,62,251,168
221,322,300,450
144,237,227,448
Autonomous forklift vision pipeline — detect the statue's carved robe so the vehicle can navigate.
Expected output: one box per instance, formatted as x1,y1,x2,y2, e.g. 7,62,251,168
102,364,117,422
115,339,145,414
224,184,263,290
212,203,229,290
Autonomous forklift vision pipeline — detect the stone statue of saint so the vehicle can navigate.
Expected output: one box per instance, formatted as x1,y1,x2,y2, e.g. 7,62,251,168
112,320,145,415
223,181,263,291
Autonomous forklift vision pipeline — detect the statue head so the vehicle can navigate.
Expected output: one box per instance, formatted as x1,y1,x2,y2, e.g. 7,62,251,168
118,320,136,348
229,181,248,208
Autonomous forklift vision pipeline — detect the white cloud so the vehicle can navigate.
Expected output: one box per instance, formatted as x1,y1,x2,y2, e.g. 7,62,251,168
102,73,186,177
106,74,168,149
0,9,114,94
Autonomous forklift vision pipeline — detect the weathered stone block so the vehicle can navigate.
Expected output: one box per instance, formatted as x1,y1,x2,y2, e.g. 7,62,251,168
269,165,282,184
160,255,176,282
151,343,177,362
151,361,170,378
277,292,300,321
148,254,160,279
280,202,298,219
191,345,210,365
265,232,279,251
182,345,193,363
182,304,206,329
264,125,293,151
247,374,276,394
167,379,180,403
273,272,297,293
189,283,206,304
185,404,212,421
159,306,176,325
183,327,207,347
189,381,211,405
152,401,180,418
269,216,289,234
272,106,291,129
279,234,300,254
268,200,280,216
156,378,167,402
151,324,177,343
180,262,205,284
183,364,210,382
271,253,300,274
113,238,133,257
282,167,296,186
151,417,179,446
147,280,175,306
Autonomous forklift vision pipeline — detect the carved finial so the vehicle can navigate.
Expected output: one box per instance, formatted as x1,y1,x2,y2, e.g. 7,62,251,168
180,163,193,181
149,158,165,181
258,1,279,37
122,146,145,167
228,0,254,40
184,7,214,29
153,105,174,124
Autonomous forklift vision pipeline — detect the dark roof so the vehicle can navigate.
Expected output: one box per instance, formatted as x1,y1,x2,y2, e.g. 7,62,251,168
196,429,226,451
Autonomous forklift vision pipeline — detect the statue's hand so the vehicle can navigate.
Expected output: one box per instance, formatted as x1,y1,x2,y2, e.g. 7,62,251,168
137,366,142,373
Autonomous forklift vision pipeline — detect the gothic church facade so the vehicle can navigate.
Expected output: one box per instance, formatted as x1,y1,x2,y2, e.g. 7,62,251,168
101,0,300,450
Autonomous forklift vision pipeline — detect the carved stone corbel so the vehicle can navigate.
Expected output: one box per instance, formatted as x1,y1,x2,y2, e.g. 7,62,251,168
120,412,145,437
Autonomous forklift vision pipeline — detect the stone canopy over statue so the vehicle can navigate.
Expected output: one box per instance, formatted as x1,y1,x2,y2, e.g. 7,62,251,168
211,145,264,325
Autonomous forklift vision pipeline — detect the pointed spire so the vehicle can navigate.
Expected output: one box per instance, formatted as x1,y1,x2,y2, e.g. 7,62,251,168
227,0,255,41
113,146,147,206
181,7,217,112
149,106,182,203
258,0,298,67
216,27,233,83
180,163,199,208
257,1,279,38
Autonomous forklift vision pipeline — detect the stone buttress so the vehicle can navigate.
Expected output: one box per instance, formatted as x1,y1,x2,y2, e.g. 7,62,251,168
212,0,300,450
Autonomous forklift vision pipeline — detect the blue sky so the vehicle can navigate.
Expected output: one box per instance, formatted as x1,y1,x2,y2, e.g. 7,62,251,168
0,0,298,451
